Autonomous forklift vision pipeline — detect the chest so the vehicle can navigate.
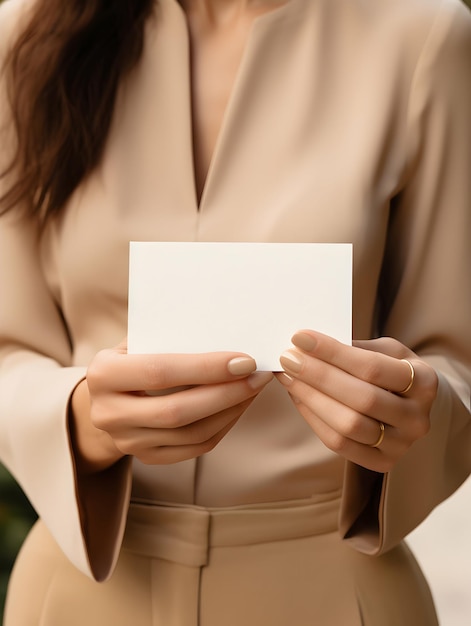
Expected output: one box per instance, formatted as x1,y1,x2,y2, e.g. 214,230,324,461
186,8,276,203
41,0,412,350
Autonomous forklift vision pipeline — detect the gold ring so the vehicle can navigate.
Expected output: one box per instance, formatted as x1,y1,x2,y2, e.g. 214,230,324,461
370,421,385,448
398,359,415,395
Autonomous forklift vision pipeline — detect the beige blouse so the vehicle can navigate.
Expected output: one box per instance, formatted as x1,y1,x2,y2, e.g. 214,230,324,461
1,0,471,581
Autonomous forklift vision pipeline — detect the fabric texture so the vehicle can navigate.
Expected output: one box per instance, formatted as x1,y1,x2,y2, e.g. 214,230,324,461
0,0,471,620
5,498,438,625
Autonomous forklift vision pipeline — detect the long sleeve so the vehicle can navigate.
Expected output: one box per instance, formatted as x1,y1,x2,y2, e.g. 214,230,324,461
2,0,470,581
340,0,471,554
0,0,132,581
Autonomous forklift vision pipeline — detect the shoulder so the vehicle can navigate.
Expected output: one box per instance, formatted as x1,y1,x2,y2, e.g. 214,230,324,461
371,0,471,50
301,0,471,66
344,0,471,85
337,0,471,52
394,0,471,49
397,0,471,93
357,0,470,24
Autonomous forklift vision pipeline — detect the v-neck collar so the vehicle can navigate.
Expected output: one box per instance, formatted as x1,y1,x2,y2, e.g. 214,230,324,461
166,0,299,212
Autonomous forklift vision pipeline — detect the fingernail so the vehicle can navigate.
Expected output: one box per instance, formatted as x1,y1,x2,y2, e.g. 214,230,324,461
276,372,294,386
292,332,317,352
228,356,257,376
247,371,273,390
280,350,304,373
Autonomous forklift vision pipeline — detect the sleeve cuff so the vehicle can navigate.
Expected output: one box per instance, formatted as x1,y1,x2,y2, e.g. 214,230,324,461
0,353,132,580
339,372,471,555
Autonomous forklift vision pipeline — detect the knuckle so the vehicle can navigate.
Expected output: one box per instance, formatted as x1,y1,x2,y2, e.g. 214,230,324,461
360,359,383,385
356,388,380,415
86,350,113,392
159,398,184,427
112,436,136,457
89,399,111,429
421,365,439,401
422,385,438,407
419,415,431,438
90,393,127,433
325,431,349,453
382,337,406,357
311,365,330,390
117,443,135,458
410,414,431,439
342,412,365,438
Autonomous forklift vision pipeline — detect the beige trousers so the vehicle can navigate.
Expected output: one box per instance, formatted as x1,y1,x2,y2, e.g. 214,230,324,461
5,494,438,626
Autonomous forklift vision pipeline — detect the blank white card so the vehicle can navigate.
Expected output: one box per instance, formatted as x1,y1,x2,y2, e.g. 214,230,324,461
128,242,352,371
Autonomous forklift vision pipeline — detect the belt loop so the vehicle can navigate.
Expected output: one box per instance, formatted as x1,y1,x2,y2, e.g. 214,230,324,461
124,503,211,566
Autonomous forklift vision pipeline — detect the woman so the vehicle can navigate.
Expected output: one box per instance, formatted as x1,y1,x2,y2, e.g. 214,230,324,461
1,0,470,623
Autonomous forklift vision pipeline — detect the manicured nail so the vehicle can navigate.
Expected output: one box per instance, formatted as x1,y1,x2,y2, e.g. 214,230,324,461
279,350,304,373
292,332,317,352
247,371,273,390
276,372,294,386
228,356,257,376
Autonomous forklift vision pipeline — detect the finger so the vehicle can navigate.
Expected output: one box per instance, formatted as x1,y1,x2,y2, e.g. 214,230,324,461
88,349,258,393
275,376,385,445
291,400,406,473
114,398,254,450
275,369,413,430
92,371,273,430
286,330,418,395
353,337,414,359
134,417,240,465
277,348,415,427
277,366,430,447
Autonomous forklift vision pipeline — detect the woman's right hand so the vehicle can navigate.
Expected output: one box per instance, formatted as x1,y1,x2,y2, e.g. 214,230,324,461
70,340,273,473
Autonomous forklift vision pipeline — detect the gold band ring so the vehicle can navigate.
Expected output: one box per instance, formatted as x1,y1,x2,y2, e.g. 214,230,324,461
398,359,415,395
370,421,385,448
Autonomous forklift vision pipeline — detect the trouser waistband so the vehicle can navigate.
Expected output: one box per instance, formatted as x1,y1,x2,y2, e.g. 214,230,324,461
123,491,342,567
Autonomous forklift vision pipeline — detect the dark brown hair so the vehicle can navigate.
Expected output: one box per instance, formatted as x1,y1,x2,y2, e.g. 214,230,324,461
0,0,155,222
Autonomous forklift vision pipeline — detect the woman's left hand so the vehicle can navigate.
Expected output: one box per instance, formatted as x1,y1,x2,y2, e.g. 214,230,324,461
275,330,439,473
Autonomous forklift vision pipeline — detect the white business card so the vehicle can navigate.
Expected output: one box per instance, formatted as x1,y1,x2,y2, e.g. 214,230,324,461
128,242,352,371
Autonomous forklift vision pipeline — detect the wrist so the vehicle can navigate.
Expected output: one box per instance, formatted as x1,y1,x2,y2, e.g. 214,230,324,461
69,379,124,474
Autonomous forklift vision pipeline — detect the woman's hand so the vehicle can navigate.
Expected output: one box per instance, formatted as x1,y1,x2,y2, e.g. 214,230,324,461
70,340,272,473
275,330,438,473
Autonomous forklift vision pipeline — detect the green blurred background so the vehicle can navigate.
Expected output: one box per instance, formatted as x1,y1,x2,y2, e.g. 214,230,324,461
0,465,36,619
1,0,471,622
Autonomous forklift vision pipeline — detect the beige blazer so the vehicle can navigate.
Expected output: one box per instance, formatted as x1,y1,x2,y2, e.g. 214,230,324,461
1,0,470,582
